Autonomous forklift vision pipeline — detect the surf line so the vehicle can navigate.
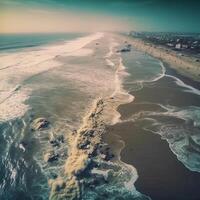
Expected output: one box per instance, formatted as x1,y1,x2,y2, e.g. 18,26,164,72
165,74,200,96
48,42,132,199
48,97,106,199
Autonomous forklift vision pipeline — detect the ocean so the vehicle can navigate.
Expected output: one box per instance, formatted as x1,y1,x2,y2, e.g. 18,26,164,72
0,32,200,200
104,41,200,200
0,33,94,199
0,33,85,52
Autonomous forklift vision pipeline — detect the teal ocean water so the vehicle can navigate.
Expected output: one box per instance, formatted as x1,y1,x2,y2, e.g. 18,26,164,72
0,33,86,52
1,32,200,200
0,33,91,200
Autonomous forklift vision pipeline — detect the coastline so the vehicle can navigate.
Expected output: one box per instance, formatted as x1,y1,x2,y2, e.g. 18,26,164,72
105,120,200,200
49,98,106,199
2,32,200,199
104,46,200,200
124,35,200,82
163,61,200,90
41,33,200,199
48,34,149,200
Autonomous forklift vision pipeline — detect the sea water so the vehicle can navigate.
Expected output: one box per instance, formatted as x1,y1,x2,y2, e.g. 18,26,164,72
121,48,200,173
0,32,137,200
0,32,103,199
1,32,200,200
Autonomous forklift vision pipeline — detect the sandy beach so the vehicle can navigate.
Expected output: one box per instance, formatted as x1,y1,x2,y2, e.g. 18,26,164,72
104,38,200,200
123,35,200,82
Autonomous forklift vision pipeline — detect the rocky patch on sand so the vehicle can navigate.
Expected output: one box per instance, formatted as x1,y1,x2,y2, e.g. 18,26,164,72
49,134,65,147
44,151,59,163
31,117,50,131
49,98,109,200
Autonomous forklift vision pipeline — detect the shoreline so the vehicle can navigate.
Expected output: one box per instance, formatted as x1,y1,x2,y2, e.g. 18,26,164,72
163,61,200,90
48,34,145,199
48,33,200,199
104,46,200,200
105,120,200,200
124,35,200,83
3,32,199,199
104,79,200,200
49,97,106,199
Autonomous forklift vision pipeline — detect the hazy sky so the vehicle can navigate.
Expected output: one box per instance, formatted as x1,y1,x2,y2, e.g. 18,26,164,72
0,0,200,33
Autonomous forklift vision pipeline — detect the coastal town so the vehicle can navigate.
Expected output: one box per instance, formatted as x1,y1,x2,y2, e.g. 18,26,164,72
129,31,200,61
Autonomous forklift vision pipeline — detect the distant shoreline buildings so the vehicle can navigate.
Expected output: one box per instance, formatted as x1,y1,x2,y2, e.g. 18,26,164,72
129,31,200,60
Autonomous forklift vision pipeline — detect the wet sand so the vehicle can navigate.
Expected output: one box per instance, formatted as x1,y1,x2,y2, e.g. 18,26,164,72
104,62,200,200
105,121,200,200
164,61,200,90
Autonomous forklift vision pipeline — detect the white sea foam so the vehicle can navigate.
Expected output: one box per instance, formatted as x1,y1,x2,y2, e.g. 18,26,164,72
157,106,200,172
105,40,118,58
0,89,30,121
151,60,166,82
119,50,200,172
91,168,109,180
129,104,200,173
112,57,133,100
106,45,134,125
104,42,141,195
116,57,134,104
105,41,118,67
141,60,166,83
0,32,104,121
166,74,200,96
122,59,166,88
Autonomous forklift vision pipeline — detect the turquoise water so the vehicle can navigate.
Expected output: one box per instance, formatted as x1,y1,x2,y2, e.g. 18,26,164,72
0,33,89,200
0,33,86,52
1,33,200,200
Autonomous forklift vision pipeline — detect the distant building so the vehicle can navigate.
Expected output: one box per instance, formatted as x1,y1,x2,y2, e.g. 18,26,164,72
182,44,188,49
167,43,174,47
175,43,182,49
